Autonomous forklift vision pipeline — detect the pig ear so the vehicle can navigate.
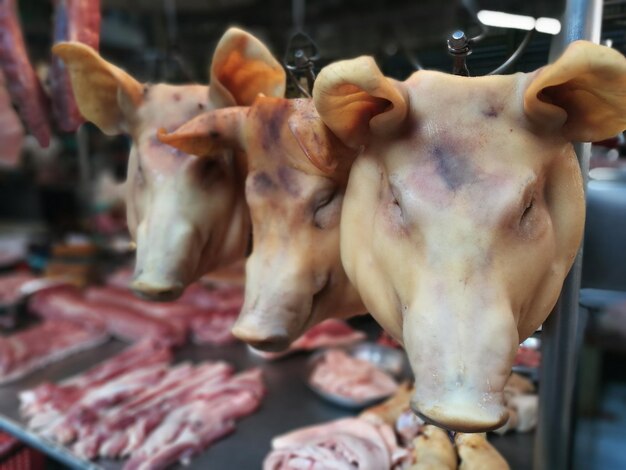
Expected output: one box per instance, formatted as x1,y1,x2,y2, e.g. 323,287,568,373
287,109,340,174
157,107,246,157
524,41,626,142
51,42,143,135
313,56,409,149
208,27,286,107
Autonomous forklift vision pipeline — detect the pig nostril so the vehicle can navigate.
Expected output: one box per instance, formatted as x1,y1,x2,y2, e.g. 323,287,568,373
130,280,183,302
233,327,291,352
410,398,509,433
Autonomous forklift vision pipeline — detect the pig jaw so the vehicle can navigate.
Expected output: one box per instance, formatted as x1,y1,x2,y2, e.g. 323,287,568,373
403,298,517,432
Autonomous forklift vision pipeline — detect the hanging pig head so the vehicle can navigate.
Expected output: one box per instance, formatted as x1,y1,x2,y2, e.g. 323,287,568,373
52,28,285,300
313,41,626,432
159,97,364,350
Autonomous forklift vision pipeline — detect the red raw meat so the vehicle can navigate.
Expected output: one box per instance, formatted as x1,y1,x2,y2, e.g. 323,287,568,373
513,346,541,368
50,0,101,132
0,69,24,168
0,319,108,384
0,271,34,304
251,319,366,360
30,287,184,345
0,431,21,459
310,349,398,402
190,308,238,345
0,0,51,146
20,339,171,419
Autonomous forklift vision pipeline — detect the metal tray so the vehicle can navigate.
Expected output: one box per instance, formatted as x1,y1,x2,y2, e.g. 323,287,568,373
0,319,535,469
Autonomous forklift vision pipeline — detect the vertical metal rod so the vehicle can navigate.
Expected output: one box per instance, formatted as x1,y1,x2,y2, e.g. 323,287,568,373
534,1,602,470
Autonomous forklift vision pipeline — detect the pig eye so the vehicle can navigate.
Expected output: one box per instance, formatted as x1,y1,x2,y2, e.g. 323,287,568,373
197,158,223,186
313,188,340,229
390,186,404,216
520,198,534,223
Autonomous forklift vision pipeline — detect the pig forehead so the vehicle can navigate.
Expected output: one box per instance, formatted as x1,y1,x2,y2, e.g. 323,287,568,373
404,71,526,121
136,84,211,130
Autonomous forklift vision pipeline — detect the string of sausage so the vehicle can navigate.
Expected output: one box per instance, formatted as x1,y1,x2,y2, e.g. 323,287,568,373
0,0,51,147
50,0,101,132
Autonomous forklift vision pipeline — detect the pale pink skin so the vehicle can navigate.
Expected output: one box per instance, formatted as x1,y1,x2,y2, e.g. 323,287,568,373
338,73,584,431
311,40,626,431
158,97,365,350
126,84,249,300
54,29,286,301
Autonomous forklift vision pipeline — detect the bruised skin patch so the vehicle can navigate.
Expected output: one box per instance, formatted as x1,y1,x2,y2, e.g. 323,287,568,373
258,100,289,151
277,166,301,197
252,171,277,193
431,145,476,191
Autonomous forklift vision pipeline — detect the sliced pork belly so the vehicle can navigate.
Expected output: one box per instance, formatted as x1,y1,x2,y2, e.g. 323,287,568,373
0,319,108,384
265,417,406,470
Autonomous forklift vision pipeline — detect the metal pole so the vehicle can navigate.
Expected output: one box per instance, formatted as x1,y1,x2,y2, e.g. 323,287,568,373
534,1,603,470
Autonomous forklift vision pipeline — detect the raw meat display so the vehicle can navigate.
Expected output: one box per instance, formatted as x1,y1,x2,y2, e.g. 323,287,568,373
30,287,184,345
0,0,51,147
50,0,101,132
250,319,366,360
264,417,407,470
514,345,541,369
0,319,108,384
309,349,398,402
0,271,35,304
158,96,365,349
190,312,238,345
310,41,626,431
52,27,285,301
0,69,24,168
19,342,265,469
20,339,171,418
87,285,241,345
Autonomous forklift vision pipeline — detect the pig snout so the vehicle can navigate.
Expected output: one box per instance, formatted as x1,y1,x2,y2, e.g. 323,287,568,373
403,297,518,432
233,254,324,351
131,219,201,301
233,293,312,351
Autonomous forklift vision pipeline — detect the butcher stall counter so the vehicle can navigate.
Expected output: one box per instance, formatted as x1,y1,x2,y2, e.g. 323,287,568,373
0,322,534,470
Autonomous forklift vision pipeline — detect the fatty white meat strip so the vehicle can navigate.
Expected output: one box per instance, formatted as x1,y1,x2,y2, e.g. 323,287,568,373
124,369,264,470
20,339,171,418
36,363,170,443
0,319,108,384
73,362,233,459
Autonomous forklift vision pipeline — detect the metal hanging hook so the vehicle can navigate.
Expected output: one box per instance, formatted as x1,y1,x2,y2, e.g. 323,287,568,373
284,0,319,98
447,30,472,76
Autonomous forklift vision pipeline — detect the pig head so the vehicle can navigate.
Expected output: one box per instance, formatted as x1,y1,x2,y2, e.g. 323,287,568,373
313,41,626,431
158,97,364,350
52,28,285,300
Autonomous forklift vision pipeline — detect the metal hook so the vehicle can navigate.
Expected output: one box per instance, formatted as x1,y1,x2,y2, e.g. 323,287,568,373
447,30,472,76
284,31,319,98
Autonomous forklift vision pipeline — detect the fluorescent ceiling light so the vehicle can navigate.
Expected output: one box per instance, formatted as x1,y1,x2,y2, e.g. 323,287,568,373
535,17,562,35
477,10,535,31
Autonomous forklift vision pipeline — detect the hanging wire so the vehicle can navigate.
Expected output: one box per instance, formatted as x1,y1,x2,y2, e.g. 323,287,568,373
284,0,319,97
162,0,195,82
486,29,534,75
